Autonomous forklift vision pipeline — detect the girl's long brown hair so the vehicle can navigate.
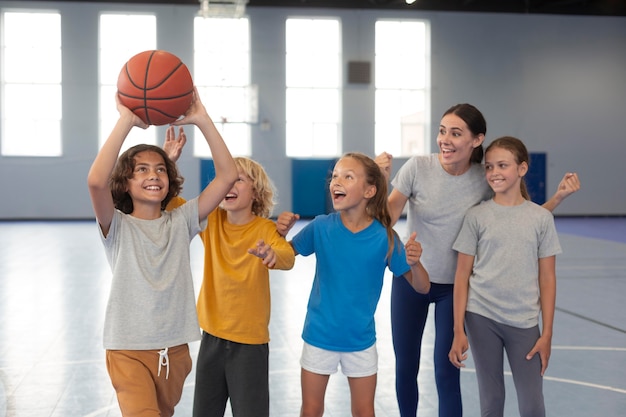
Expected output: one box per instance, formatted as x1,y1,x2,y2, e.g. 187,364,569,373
342,152,399,261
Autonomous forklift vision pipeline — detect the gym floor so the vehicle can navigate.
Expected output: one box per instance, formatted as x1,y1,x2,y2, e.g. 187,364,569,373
0,217,624,416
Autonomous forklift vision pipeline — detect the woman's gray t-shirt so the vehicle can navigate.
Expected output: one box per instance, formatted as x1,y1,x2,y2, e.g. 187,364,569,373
392,154,492,284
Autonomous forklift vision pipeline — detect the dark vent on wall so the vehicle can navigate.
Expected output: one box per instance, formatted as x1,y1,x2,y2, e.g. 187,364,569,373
347,61,371,84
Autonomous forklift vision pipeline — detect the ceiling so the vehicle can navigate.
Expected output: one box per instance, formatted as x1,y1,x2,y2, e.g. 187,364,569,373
18,0,626,17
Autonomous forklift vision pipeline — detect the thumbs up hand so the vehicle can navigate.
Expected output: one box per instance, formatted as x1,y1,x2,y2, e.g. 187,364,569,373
405,231,423,266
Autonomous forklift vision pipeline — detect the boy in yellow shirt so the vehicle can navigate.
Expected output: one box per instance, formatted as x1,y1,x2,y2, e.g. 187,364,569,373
165,127,294,417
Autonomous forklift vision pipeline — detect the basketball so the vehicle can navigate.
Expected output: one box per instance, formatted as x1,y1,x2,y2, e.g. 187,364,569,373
117,50,194,126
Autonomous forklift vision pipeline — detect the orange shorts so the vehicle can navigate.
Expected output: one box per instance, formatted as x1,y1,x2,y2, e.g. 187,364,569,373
106,344,192,417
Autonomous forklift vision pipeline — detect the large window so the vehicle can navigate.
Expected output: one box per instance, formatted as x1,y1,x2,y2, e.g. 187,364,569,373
194,16,252,157
1,11,62,157
375,20,430,157
286,18,341,157
99,13,156,151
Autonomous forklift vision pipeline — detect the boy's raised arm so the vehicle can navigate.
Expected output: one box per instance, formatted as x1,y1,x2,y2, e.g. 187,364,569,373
172,89,238,220
87,97,148,235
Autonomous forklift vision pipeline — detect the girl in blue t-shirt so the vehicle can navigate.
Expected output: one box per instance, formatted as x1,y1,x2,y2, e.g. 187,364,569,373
277,152,430,417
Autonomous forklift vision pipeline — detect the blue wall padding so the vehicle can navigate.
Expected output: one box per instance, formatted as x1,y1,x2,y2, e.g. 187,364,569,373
292,159,336,218
200,159,215,190
527,152,546,205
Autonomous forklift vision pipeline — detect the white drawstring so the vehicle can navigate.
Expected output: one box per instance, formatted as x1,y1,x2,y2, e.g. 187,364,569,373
158,347,170,379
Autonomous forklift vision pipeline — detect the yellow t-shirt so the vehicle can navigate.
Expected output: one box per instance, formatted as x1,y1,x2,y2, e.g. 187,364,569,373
167,197,295,344
198,208,295,344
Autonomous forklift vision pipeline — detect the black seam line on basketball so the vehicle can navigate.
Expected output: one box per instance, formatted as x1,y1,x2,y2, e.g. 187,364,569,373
139,60,186,90
150,63,185,89
555,306,626,334
117,91,193,100
124,66,136,87
123,73,148,90
144,51,157,124
118,92,193,100
125,108,179,120
145,108,180,118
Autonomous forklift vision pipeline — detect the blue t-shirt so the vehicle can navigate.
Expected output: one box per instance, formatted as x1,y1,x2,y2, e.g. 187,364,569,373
291,212,410,352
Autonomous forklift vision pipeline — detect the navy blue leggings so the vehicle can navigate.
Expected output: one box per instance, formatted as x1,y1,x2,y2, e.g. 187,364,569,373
391,277,462,417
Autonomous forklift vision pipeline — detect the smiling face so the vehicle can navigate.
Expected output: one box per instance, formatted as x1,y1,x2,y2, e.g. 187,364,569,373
125,151,170,208
437,113,484,175
484,146,528,199
221,168,256,215
329,156,376,213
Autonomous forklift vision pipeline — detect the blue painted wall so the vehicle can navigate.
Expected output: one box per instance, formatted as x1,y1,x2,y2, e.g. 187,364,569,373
291,159,336,218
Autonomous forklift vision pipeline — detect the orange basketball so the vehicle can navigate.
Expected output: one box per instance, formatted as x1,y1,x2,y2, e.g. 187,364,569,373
117,50,194,126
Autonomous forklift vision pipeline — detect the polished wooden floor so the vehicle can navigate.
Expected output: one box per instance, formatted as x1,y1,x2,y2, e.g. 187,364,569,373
0,217,625,417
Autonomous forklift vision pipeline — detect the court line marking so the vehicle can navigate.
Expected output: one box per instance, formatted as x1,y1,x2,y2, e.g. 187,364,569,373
460,367,626,395
556,306,626,333
552,345,626,351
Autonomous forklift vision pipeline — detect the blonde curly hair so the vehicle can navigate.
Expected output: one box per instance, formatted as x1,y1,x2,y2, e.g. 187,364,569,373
234,157,276,218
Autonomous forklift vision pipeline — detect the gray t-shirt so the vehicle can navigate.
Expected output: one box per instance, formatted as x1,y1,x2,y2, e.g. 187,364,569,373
392,154,492,284
99,198,206,350
453,199,562,328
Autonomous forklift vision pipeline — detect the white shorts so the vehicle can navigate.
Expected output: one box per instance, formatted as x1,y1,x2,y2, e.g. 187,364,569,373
300,342,378,378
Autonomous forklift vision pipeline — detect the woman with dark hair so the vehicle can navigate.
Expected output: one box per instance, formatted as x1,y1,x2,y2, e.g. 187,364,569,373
376,103,579,416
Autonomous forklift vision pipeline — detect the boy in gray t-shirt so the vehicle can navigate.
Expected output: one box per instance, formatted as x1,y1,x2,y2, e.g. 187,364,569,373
88,91,237,417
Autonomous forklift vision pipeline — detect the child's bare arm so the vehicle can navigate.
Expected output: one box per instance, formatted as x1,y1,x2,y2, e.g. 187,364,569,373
87,96,148,235
449,252,474,369
526,255,556,376
172,89,238,220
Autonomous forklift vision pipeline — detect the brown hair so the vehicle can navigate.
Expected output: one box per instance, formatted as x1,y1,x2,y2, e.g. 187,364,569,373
342,152,399,261
110,144,184,214
485,136,531,200
442,103,487,164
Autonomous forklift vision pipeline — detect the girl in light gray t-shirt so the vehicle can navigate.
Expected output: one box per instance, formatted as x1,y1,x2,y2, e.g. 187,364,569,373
450,137,561,417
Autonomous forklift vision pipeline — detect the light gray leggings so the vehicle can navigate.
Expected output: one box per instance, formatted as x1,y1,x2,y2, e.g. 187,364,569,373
465,312,545,417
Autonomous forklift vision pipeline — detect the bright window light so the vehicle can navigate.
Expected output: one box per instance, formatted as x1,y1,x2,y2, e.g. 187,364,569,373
375,20,430,157
1,12,62,157
99,13,157,152
286,18,341,157
194,17,252,157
